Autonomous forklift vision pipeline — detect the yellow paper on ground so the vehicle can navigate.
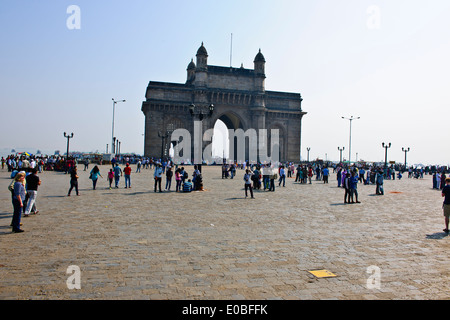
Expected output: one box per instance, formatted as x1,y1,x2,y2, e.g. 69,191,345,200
308,270,337,278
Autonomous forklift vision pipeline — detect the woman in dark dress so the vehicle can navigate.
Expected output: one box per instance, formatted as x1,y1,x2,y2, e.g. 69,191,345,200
68,167,79,196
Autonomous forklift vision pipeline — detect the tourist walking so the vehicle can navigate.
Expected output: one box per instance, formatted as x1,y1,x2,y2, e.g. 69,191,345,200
295,164,301,182
440,171,446,190
269,166,276,192
113,163,122,188
278,165,286,187
252,166,261,189
376,169,384,195
262,164,270,190
67,167,79,196
11,172,26,233
343,171,350,203
337,168,342,187
83,158,89,171
308,166,313,184
244,169,254,198
436,172,441,190
136,160,141,173
322,166,329,184
349,170,361,203
165,166,173,191
24,168,41,216
89,165,102,190
124,163,132,188
107,169,114,189
154,163,163,192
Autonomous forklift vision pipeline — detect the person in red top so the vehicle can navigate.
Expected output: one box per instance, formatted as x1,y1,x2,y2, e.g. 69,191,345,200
124,163,132,188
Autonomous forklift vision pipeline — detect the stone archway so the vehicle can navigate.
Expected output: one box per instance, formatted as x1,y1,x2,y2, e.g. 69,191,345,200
141,43,306,162
211,111,249,163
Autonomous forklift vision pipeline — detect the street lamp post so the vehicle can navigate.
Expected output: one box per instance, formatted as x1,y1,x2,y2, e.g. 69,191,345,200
382,142,391,174
306,147,311,162
342,116,360,166
112,98,126,154
338,147,345,163
189,103,214,170
64,132,74,158
402,147,410,170
64,132,74,174
158,131,169,160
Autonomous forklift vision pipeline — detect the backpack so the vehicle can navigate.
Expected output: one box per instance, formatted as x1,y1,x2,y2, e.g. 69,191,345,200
8,180,15,194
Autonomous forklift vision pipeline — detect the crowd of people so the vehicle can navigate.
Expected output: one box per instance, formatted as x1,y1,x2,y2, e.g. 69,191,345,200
2,154,76,173
3,152,450,234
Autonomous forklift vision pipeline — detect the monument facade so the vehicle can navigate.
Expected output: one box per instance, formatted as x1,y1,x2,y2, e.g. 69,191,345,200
141,42,306,163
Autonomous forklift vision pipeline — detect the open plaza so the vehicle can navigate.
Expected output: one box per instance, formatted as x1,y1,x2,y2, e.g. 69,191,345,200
0,164,448,300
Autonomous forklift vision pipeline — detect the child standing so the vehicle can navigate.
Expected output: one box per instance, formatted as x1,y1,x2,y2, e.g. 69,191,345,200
107,169,114,189
175,168,182,192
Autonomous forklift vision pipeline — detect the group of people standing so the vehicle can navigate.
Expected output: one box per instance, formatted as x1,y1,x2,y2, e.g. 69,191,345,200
152,164,200,193
432,171,447,190
66,161,202,196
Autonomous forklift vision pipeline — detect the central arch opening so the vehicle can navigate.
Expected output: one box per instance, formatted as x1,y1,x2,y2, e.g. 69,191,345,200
212,119,229,160
211,112,245,163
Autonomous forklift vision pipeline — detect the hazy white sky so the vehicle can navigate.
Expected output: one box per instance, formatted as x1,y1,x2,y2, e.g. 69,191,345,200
1,0,449,165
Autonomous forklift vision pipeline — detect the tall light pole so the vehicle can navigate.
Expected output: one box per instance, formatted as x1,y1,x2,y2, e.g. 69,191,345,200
338,147,345,163
306,147,311,162
382,142,391,173
402,147,410,170
158,131,169,160
342,116,360,166
64,132,74,174
112,98,126,154
189,103,214,171
64,132,74,158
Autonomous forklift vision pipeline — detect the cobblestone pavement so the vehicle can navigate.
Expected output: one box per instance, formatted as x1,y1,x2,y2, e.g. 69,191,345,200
0,165,448,300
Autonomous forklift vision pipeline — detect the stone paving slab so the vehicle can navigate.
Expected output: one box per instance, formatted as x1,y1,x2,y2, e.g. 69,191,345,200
0,165,448,300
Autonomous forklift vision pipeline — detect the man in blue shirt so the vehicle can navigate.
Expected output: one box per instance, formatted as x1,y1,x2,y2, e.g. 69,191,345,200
322,167,329,184
349,171,361,203
376,169,384,195
183,179,193,192
113,164,122,188
359,168,365,184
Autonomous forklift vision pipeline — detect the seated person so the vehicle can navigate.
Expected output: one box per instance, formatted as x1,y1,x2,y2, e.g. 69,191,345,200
183,179,193,192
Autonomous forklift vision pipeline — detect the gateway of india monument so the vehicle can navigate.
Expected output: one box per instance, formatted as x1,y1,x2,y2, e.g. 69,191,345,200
141,42,306,163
